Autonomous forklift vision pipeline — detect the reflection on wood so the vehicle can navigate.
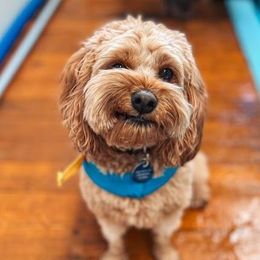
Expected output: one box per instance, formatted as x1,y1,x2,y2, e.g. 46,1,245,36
0,0,259,259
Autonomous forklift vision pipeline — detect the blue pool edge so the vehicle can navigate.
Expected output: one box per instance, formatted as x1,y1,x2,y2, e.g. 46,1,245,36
225,0,260,92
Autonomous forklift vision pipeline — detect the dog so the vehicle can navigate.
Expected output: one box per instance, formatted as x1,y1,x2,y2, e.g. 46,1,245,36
59,16,210,260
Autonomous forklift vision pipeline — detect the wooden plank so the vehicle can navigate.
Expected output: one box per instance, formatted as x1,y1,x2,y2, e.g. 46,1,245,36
0,0,259,259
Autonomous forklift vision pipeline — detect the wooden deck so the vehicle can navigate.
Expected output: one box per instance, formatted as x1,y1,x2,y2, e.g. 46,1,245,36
0,1,259,259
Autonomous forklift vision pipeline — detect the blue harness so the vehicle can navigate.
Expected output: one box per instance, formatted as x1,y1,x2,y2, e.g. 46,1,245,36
82,161,179,199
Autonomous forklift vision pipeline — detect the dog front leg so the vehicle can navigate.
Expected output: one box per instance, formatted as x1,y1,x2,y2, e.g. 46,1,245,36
98,217,128,260
152,210,183,260
190,152,210,209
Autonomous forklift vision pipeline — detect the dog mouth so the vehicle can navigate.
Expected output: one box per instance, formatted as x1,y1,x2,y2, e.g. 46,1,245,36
111,145,153,154
115,111,155,127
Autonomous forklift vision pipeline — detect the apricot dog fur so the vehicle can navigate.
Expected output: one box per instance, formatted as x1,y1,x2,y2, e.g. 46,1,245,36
60,16,210,260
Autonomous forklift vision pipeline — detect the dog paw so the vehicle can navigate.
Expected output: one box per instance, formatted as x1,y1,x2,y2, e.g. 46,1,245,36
190,196,208,209
190,184,210,209
154,247,180,260
101,250,128,260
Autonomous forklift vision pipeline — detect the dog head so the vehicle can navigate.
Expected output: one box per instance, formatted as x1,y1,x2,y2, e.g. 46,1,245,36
60,17,207,166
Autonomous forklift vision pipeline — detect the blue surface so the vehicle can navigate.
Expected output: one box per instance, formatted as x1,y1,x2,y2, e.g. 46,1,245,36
226,0,260,91
83,161,179,199
0,0,44,63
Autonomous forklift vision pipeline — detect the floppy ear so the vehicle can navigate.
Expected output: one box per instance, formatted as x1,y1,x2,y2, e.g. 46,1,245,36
59,46,97,153
158,53,207,166
179,55,207,164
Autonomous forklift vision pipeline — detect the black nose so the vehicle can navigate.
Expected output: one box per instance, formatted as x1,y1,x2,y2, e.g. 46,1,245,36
131,90,157,114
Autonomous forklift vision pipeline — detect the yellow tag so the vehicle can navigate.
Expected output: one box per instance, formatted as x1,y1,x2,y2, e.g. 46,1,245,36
57,154,84,187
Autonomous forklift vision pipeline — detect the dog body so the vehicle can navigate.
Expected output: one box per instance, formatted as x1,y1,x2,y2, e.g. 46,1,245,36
80,152,209,228
60,16,209,259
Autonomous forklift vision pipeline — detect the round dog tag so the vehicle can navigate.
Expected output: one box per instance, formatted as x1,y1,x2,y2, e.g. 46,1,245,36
132,161,154,183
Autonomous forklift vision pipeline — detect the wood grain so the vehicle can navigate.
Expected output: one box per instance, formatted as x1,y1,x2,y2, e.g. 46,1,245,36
0,0,259,259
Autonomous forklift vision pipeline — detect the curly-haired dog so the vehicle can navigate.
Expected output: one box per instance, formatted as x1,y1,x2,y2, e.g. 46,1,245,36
59,16,210,260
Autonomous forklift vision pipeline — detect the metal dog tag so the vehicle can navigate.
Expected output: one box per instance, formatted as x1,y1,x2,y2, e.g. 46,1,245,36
132,161,154,183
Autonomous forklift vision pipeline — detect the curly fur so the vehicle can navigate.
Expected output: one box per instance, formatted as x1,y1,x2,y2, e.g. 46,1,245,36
59,16,210,259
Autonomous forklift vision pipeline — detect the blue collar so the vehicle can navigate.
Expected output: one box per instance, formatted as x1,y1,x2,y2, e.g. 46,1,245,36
82,161,179,199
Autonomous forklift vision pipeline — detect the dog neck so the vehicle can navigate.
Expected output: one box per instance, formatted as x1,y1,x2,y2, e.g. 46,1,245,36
84,140,163,175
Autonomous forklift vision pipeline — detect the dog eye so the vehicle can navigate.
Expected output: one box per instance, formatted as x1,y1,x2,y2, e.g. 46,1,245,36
110,63,127,69
158,68,174,82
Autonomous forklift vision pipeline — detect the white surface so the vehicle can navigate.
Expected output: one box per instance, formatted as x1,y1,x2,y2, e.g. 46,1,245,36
0,0,61,97
0,0,30,38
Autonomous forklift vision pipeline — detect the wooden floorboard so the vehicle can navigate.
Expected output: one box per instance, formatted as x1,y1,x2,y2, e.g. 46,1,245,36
0,0,259,259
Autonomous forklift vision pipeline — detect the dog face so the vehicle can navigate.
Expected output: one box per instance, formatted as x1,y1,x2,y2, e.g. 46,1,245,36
60,17,207,165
